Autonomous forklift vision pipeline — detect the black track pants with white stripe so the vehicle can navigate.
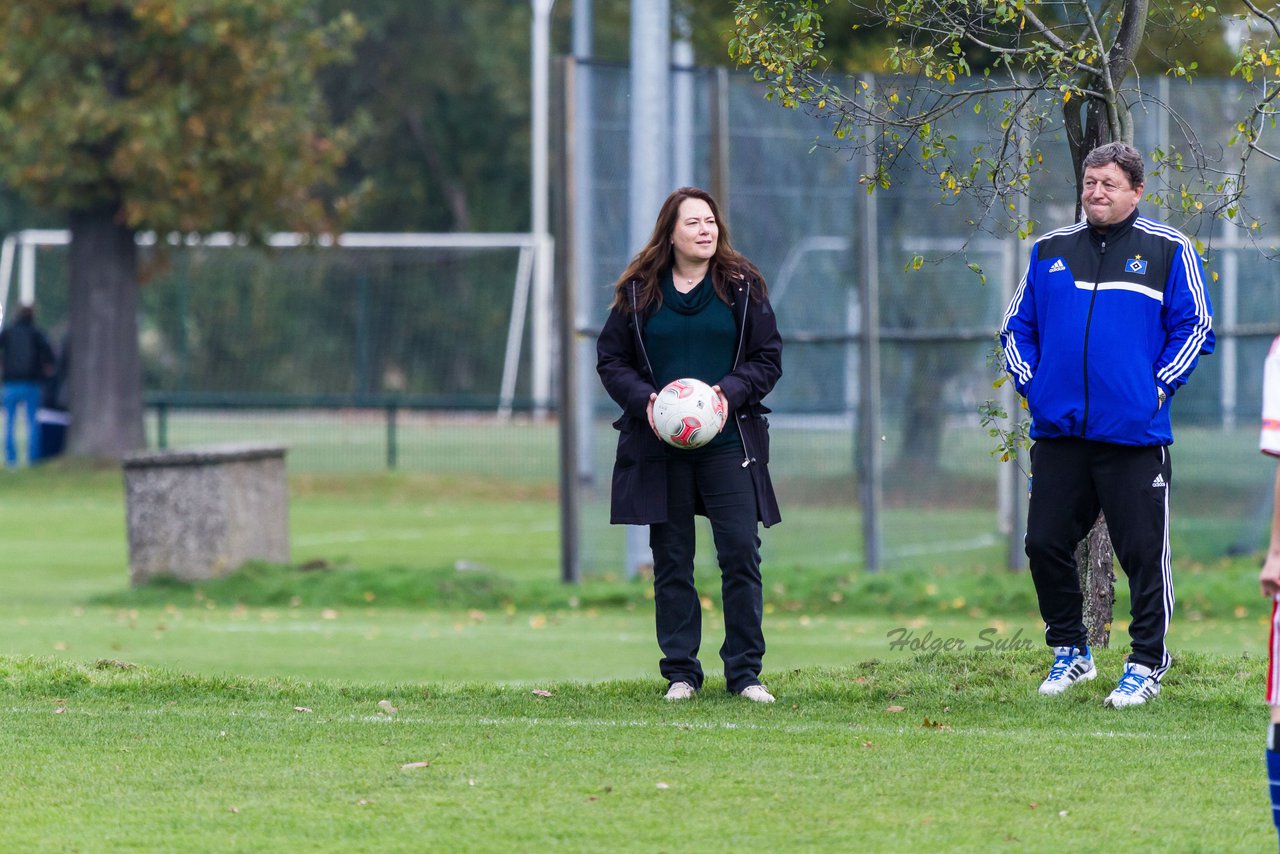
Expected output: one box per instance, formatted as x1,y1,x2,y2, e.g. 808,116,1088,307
1024,437,1173,678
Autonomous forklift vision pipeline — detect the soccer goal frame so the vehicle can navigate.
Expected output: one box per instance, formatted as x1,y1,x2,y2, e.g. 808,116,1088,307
0,229,555,417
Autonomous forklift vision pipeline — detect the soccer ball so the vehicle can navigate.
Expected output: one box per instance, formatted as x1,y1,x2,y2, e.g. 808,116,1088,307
652,378,726,449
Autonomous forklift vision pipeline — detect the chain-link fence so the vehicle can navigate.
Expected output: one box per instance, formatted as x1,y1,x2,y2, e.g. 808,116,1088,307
568,63,1280,578
6,63,1278,579
4,236,557,480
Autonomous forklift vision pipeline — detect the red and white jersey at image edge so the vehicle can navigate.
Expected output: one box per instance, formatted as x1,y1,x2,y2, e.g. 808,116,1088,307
1263,335,1280,457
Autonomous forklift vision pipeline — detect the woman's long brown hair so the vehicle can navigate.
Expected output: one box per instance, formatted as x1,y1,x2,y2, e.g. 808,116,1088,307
609,186,767,313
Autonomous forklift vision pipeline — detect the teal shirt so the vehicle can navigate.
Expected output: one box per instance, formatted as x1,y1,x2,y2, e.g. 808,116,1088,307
643,270,739,449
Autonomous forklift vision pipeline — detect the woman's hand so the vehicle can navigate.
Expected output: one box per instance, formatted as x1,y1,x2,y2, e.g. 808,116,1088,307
712,385,729,433
646,392,659,438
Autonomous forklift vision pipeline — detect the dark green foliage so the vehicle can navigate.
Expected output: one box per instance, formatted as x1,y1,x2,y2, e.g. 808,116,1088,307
0,0,359,234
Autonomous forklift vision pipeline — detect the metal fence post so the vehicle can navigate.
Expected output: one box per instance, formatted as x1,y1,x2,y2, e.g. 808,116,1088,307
157,402,168,450
558,54,582,584
858,76,883,573
386,401,398,470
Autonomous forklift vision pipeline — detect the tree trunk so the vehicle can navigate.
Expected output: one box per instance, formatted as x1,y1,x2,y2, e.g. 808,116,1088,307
1058,0,1149,640
67,204,146,460
892,346,963,479
1074,512,1115,648
403,104,473,231
894,372,943,478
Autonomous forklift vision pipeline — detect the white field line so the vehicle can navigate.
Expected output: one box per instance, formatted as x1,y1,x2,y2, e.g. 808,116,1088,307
294,522,556,546
226,524,983,558
884,533,999,558
781,533,1000,566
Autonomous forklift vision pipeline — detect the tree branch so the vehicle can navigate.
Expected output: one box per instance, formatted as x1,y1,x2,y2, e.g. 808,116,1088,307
1242,0,1280,40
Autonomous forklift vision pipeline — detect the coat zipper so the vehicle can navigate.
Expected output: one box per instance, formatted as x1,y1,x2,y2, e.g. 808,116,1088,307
629,282,656,384
733,282,752,468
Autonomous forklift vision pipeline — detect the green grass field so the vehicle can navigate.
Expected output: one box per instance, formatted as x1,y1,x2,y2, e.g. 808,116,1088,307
1,651,1268,852
1,462,1277,851
141,410,1277,571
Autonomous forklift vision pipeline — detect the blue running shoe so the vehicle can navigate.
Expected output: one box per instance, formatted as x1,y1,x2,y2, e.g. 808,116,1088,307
1038,645,1097,696
1104,662,1160,708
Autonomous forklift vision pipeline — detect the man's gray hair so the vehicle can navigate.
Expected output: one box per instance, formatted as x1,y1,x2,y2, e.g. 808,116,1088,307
1083,142,1145,189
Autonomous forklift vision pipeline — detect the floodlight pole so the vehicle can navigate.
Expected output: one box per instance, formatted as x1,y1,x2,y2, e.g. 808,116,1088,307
531,0,555,419
571,0,597,494
671,10,694,188
624,0,670,579
559,0,596,585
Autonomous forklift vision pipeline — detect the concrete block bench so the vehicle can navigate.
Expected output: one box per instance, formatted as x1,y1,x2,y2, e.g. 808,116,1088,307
122,442,290,586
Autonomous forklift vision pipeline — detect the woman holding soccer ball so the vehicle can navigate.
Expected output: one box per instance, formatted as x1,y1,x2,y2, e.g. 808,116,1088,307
597,186,783,703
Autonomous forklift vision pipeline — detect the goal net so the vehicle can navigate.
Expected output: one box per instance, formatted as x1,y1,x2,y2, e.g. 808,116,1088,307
0,230,558,477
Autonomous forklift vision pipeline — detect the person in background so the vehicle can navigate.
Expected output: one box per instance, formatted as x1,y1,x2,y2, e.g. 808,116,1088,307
999,142,1214,707
597,186,783,703
0,304,55,467
36,330,69,461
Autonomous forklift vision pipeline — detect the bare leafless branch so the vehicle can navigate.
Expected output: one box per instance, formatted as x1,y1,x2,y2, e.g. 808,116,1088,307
1242,0,1280,40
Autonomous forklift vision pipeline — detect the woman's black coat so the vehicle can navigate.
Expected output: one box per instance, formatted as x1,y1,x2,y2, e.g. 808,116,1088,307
596,275,783,527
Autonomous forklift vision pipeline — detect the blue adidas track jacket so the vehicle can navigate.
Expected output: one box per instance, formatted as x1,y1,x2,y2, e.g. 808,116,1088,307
999,208,1214,446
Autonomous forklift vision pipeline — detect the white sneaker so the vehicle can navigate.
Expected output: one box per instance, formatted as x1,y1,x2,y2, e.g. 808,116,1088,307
739,684,775,703
1104,662,1160,708
664,681,696,701
1038,645,1097,695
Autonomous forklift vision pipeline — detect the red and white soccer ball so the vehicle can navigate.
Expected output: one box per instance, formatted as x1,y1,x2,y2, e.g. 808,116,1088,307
653,378,727,449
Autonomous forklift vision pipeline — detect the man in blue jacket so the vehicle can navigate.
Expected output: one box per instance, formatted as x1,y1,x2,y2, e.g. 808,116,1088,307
1000,142,1215,708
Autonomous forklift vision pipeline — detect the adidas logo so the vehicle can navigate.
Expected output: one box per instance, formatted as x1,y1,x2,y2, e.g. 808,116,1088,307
1048,258,1066,273
1152,473,1167,488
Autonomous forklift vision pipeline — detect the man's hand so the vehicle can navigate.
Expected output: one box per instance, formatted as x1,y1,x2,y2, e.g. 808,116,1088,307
1262,552,1280,598
1264,468,1280,597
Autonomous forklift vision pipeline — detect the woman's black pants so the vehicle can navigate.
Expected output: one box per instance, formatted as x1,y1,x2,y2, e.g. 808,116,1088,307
649,444,764,694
